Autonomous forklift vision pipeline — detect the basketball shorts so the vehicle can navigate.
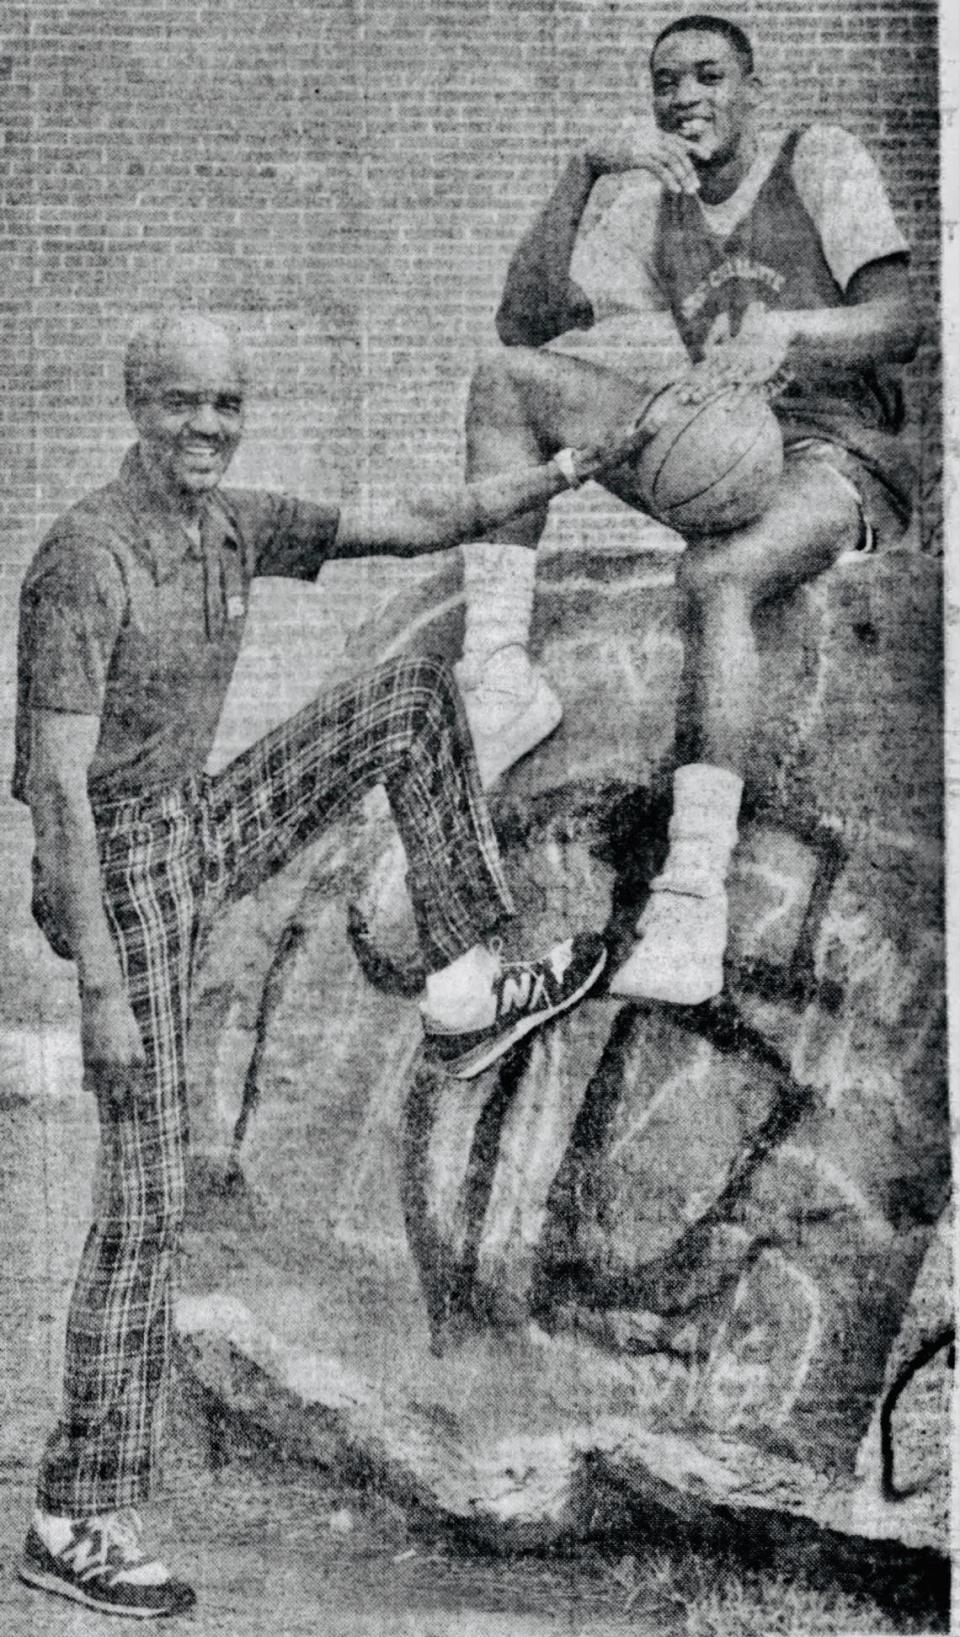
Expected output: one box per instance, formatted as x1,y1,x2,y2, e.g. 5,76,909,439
784,437,909,556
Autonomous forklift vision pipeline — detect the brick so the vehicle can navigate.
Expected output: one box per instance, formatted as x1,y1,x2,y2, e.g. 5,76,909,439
0,0,943,1012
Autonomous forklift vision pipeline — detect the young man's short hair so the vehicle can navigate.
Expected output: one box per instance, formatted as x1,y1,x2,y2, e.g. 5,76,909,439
651,14,755,76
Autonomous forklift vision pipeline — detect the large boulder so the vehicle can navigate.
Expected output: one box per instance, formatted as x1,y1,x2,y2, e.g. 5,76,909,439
178,535,948,1555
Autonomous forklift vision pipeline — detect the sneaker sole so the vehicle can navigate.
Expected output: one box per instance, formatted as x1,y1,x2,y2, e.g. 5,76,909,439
18,1558,194,1619
438,946,607,1080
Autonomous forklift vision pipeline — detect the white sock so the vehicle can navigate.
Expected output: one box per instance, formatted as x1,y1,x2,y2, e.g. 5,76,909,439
652,763,743,898
460,541,538,678
34,1508,76,1551
422,943,500,1030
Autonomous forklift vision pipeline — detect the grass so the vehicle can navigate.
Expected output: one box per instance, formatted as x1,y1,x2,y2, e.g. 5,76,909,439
605,1546,945,1635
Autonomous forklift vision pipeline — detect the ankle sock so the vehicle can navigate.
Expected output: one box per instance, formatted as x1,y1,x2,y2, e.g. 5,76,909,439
34,1509,73,1552
652,763,743,898
423,943,500,1030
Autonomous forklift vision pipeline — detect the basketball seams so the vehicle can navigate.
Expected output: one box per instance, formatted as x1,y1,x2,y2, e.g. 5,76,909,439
660,419,767,515
643,390,733,497
634,386,783,531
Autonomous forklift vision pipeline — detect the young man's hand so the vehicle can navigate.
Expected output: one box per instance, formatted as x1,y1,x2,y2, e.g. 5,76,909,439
586,116,700,195
81,986,147,1105
695,303,795,398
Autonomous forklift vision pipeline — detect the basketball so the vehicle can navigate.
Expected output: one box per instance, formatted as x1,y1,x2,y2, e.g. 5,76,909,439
636,385,784,535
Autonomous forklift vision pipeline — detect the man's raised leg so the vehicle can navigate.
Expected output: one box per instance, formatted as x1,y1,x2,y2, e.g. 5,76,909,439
461,347,653,785
207,653,607,1075
611,457,861,1004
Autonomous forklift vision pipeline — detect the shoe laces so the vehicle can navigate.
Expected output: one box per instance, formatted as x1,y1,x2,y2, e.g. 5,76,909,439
491,938,573,1018
91,1509,145,1562
494,957,545,1018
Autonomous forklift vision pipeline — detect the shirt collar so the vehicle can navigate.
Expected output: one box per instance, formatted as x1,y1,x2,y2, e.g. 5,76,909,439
118,445,236,583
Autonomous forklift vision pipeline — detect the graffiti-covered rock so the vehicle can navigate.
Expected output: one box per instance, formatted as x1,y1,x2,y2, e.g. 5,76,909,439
181,541,947,1554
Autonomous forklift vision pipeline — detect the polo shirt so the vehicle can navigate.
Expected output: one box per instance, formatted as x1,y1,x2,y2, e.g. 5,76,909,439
13,445,340,807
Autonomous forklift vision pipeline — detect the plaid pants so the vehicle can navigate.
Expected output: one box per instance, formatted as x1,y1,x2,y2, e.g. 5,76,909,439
37,654,513,1516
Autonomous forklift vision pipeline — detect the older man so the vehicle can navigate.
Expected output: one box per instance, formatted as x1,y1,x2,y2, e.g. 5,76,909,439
457,12,918,1004
13,309,664,1616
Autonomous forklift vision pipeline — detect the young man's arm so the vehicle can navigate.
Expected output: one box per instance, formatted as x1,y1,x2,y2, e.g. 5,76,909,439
779,258,920,368
495,156,599,347
28,709,145,1100
697,260,920,395
496,124,700,348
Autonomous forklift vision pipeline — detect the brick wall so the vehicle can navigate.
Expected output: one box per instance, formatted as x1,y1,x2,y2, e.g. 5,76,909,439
0,0,941,1020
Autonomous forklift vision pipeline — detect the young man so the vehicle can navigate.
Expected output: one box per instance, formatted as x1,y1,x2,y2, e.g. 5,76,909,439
458,12,919,1004
14,309,662,1617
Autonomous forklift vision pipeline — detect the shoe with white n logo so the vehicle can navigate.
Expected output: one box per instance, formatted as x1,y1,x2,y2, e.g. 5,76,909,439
422,931,607,1080
19,1508,196,1618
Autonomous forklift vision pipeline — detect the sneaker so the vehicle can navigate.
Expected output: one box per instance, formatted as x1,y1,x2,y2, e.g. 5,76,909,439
454,648,563,788
609,888,728,1006
19,1508,196,1619
422,931,607,1079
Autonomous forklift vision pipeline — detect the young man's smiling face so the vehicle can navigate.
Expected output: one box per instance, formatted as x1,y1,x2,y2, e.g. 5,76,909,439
650,28,759,174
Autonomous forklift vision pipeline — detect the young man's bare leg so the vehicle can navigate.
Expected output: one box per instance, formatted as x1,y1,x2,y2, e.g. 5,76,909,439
611,458,862,1004
460,347,653,785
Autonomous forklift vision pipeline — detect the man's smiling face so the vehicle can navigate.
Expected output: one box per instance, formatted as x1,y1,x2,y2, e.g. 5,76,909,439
130,326,246,506
650,28,758,172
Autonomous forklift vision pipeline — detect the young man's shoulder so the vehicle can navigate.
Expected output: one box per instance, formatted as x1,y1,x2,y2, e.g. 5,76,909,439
584,165,661,221
790,121,876,165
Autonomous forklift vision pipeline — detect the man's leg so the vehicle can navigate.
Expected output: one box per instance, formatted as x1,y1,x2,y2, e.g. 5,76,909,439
611,457,861,1004
206,653,606,1076
24,795,199,1617
460,346,654,785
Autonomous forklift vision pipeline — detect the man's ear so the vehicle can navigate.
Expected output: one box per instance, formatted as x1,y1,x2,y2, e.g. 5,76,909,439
745,73,764,114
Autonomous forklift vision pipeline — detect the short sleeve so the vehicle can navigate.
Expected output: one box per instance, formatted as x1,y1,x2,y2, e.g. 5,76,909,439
792,125,909,291
248,493,341,580
21,533,126,715
568,171,669,321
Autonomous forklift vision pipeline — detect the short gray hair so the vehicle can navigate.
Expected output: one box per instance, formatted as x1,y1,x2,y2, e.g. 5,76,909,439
124,311,249,406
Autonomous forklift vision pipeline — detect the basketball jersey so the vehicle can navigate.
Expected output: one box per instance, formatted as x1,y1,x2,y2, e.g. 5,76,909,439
652,129,911,512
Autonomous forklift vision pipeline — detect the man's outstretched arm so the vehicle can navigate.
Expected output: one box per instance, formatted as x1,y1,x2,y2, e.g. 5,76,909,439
332,404,663,558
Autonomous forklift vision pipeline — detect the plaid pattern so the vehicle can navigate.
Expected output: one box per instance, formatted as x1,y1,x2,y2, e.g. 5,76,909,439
37,654,512,1516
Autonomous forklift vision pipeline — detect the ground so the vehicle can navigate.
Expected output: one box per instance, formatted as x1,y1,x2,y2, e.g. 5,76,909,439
0,1077,947,1637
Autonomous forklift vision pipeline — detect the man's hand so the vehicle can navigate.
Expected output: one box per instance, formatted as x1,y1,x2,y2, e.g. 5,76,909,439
568,377,700,483
586,116,700,194
81,985,147,1106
